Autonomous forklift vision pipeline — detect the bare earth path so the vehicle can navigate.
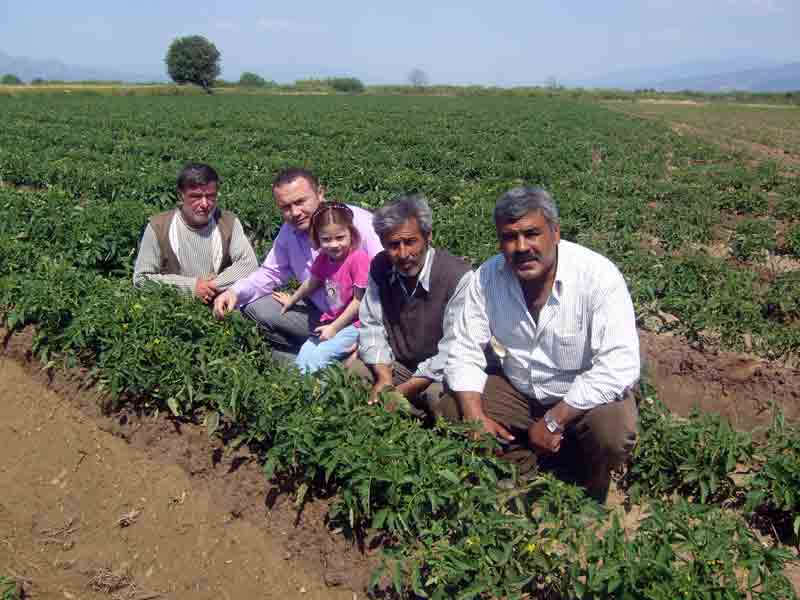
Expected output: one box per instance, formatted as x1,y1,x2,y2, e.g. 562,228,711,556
0,357,360,600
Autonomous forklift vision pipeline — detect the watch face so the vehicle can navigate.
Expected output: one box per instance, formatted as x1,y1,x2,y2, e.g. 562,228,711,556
545,414,561,434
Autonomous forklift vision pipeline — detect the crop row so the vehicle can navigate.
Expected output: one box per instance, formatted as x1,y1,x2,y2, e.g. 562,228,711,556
1,184,798,597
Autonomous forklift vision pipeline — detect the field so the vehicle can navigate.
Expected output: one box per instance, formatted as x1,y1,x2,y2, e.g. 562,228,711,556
609,99,800,164
1,93,799,599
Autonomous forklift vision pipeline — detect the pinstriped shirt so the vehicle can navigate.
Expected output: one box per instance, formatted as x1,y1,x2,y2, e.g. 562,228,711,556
445,240,640,410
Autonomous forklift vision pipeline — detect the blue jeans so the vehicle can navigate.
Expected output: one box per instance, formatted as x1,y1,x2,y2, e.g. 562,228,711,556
295,324,359,374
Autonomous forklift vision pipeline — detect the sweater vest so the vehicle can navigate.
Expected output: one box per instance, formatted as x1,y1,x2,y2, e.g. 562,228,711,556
371,248,470,372
148,208,235,275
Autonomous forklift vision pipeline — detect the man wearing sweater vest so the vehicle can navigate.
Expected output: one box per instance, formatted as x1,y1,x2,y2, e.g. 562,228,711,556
445,187,640,502
133,163,258,303
356,195,472,418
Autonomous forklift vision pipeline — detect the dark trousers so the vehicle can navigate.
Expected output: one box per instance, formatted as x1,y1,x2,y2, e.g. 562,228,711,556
469,374,638,501
349,359,460,420
242,295,321,363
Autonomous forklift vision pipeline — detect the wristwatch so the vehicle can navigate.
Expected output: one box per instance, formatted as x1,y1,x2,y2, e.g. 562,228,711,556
544,412,564,435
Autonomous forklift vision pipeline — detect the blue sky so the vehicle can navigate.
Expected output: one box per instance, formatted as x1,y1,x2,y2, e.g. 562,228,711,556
1,0,797,84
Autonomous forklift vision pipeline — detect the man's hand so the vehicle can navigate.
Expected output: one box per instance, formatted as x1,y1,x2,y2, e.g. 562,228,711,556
467,413,515,443
314,323,338,341
272,291,292,313
527,419,563,455
456,391,515,443
395,377,431,402
213,289,238,320
194,277,219,304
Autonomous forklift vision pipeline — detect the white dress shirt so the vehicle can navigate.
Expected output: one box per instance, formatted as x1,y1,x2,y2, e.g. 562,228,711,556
359,247,473,383
445,240,640,410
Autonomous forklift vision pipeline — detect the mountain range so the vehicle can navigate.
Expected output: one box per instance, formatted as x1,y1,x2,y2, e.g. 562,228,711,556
1,50,797,92
578,58,799,92
0,51,165,83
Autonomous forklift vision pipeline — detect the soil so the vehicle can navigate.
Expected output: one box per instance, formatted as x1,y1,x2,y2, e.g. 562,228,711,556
0,335,378,599
2,325,800,597
640,330,800,430
669,121,800,169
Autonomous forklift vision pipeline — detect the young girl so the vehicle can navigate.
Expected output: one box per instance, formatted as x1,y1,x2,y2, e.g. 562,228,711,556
273,202,370,373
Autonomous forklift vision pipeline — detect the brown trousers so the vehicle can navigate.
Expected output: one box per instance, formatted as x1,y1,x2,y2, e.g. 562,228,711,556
471,374,639,500
349,359,460,420
349,360,637,501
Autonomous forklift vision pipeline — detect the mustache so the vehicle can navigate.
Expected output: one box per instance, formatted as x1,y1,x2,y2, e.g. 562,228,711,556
512,251,540,265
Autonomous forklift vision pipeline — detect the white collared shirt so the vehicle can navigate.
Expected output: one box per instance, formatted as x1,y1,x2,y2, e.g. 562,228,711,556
359,247,473,382
445,240,640,410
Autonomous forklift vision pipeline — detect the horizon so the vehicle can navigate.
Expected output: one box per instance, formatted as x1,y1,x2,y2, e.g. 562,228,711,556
1,1,798,86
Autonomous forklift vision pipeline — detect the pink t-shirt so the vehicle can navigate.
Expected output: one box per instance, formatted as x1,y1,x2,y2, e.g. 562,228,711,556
310,248,370,325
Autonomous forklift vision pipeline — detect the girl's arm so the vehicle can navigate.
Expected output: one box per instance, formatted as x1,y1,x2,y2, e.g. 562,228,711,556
315,287,365,340
274,275,322,314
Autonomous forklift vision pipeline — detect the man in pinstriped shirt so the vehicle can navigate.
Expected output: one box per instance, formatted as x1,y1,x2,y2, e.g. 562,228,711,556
444,187,640,502
133,163,258,303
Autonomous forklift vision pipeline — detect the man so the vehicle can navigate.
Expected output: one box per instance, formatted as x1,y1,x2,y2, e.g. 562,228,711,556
356,195,472,417
213,168,382,360
134,163,258,303
445,187,640,502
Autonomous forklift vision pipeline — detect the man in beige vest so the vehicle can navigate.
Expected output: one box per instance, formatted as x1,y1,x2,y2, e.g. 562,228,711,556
133,163,258,303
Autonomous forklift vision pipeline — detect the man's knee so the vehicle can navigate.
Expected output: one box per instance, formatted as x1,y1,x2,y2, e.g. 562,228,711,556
421,384,461,422
242,295,282,329
573,397,638,468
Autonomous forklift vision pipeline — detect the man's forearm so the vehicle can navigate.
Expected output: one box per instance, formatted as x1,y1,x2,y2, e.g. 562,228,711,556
369,363,394,386
454,391,484,420
547,400,586,428
396,376,431,400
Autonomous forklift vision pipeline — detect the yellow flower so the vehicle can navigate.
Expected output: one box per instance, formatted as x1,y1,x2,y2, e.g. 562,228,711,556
526,542,537,554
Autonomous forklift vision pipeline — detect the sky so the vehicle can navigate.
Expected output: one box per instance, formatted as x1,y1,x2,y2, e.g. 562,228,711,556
0,0,797,85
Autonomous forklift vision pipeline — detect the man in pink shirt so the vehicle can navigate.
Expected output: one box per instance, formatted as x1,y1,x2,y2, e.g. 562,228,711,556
213,168,382,361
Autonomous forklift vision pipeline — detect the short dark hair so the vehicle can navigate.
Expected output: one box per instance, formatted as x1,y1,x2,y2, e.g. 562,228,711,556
272,167,319,191
177,163,219,191
494,187,559,231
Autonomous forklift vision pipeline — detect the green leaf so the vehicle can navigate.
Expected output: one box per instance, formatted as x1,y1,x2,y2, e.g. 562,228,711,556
294,482,308,509
438,469,461,485
456,582,487,600
411,563,428,598
262,456,278,479
392,560,403,595
205,411,220,437
372,508,390,530
166,396,181,417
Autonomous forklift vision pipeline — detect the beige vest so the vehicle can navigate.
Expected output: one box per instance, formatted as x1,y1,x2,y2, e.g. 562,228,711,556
148,208,235,275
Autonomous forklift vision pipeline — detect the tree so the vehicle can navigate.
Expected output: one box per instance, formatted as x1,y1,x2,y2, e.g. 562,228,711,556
328,77,365,93
165,35,221,93
408,68,428,88
239,72,267,87
544,75,560,90
1,74,23,85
